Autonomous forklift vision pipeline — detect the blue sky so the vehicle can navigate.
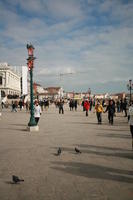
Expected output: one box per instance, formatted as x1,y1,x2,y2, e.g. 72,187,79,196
0,0,133,93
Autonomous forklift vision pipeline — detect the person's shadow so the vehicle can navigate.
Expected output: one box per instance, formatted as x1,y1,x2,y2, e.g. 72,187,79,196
51,161,133,183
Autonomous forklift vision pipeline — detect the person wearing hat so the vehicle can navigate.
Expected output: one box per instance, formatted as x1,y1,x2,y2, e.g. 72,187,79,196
95,100,104,124
34,100,42,124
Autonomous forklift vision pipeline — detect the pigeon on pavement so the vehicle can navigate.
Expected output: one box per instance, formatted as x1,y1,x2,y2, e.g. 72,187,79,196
75,147,81,154
57,147,62,156
12,175,24,184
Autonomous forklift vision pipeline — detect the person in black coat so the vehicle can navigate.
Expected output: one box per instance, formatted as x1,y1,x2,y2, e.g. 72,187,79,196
74,100,78,111
123,98,127,117
105,100,115,125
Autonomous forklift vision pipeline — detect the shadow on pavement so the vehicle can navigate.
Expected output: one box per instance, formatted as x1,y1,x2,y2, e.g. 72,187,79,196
51,161,133,183
95,128,129,132
76,144,131,151
97,133,131,139
77,144,133,160
10,124,26,126
0,127,27,131
69,122,108,125
5,181,18,185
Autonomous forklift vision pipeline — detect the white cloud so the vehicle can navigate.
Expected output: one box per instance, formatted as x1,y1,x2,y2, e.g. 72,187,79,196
0,0,133,92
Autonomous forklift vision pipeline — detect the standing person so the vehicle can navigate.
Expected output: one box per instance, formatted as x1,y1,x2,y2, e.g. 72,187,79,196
116,100,120,113
120,99,123,112
26,101,29,111
74,100,78,111
11,101,17,112
129,102,133,149
59,99,64,114
15,101,18,111
105,100,115,125
1,101,4,109
102,99,105,107
82,100,85,111
19,100,23,111
123,98,127,117
84,99,90,116
69,99,73,111
40,100,44,111
34,100,42,125
95,101,104,124
89,99,93,111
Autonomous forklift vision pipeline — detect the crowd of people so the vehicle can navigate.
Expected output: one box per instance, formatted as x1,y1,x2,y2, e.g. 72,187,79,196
1,96,133,149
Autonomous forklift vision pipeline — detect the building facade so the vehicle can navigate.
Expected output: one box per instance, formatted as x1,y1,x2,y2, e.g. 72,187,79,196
0,63,21,97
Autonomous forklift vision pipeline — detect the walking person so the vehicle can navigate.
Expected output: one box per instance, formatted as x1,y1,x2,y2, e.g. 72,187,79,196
69,99,73,111
84,99,90,116
59,99,64,114
129,102,133,149
95,101,104,124
105,100,115,125
34,100,42,125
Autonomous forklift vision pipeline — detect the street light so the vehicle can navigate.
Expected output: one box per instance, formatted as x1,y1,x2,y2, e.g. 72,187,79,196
26,44,37,129
0,72,6,114
127,79,133,103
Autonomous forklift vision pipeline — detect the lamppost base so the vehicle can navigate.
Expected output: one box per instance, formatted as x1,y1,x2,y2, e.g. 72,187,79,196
28,116,37,127
27,125,39,132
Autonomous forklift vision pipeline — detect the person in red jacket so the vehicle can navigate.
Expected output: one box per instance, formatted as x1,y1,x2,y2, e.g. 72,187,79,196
84,99,90,116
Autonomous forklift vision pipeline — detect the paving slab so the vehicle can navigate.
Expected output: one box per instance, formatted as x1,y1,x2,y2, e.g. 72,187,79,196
0,105,133,200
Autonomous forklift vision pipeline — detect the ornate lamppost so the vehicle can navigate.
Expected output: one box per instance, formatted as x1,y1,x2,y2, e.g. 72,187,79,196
26,44,37,129
127,79,133,103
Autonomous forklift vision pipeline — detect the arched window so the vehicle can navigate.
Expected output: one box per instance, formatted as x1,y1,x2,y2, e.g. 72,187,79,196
1,90,5,97
0,76,2,85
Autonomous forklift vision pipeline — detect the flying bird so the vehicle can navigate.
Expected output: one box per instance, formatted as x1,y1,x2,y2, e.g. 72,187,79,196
12,175,24,184
57,147,62,156
75,147,81,154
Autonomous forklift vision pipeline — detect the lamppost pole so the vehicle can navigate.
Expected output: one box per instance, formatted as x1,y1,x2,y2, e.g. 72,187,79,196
28,68,37,126
129,80,132,103
26,44,37,127
127,79,133,103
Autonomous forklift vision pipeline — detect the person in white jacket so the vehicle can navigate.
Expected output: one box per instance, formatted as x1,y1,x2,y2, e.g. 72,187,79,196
34,100,42,125
129,102,133,149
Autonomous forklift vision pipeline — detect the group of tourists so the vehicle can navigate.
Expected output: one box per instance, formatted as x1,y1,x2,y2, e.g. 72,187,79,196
1,95,133,149
81,98,133,149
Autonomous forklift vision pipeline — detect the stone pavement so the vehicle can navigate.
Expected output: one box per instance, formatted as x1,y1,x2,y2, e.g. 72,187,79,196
0,105,133,200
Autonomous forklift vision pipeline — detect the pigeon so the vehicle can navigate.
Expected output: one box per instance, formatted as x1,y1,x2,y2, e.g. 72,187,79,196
12,175,24,184
75,147,81,154
57,147,62,156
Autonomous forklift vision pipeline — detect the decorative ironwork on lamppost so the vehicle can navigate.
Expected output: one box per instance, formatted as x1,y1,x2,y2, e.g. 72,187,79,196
127,79,133,103
26,44,37,127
